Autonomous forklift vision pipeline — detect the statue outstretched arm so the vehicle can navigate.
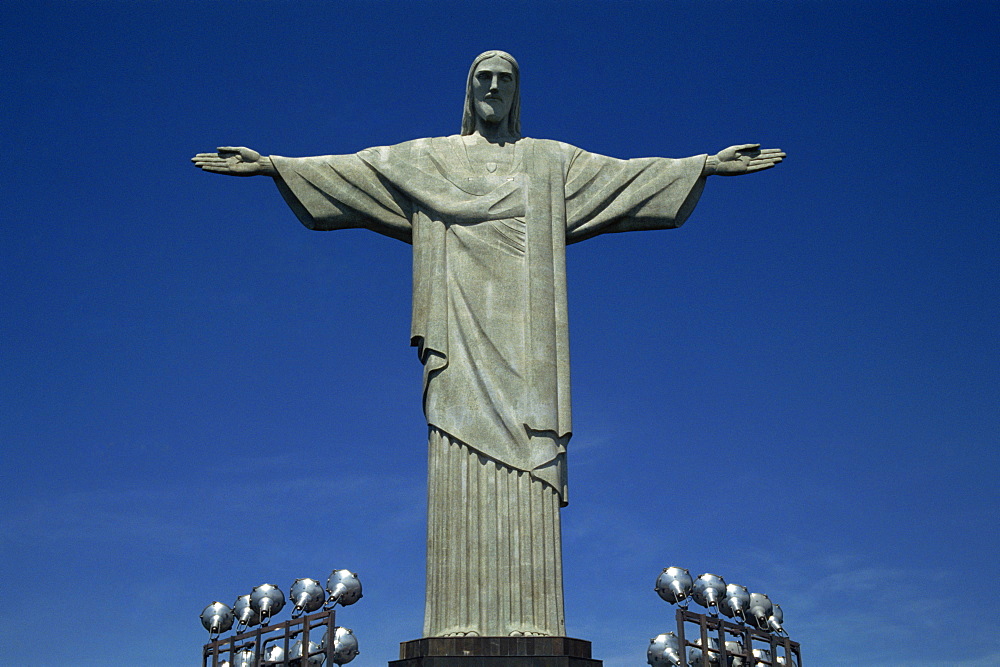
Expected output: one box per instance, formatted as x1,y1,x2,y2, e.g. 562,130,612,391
703,144,785,176
191,146,278,177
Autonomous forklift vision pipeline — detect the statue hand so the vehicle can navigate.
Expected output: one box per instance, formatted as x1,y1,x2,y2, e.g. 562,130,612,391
707,144,785,176
191,146,275,176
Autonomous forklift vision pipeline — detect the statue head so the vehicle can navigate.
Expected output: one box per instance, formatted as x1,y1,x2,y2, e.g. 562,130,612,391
461,50,521,138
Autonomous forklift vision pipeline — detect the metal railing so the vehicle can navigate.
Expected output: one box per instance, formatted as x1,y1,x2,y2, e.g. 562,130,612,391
674,608,801,666
203,608,337,667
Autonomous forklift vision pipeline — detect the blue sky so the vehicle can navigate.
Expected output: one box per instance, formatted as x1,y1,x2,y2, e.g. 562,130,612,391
2,2,997,665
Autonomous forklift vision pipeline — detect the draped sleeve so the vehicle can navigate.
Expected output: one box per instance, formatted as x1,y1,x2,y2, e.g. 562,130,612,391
561,147,708,244
270,152,414,243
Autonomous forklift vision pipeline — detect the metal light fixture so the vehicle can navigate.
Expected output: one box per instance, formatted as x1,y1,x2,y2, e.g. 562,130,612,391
719,583,750,622
692,573,727,615
751,647,771,666
233,594,260,631
290,577,326,617
647,632,682,666
250,583,286,625
261,643,285,663
775,654,798,666
326,569,363,607
289,639,323,667
768,603,785,634
323,626,360,664
655,567,693,606
201,569,364,666
200,602,234,637
232,648,256,667
747,593,773,631
725,640,746,667
687,635,722,666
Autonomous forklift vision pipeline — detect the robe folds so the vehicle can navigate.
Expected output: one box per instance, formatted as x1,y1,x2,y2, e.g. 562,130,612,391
271,136,707,506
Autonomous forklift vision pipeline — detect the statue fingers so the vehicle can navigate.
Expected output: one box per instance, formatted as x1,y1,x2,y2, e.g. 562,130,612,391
747,155,783,165
192,157,238,172
745,161,779,172
198,164,236,173
745,160,781,171
192,156,229,166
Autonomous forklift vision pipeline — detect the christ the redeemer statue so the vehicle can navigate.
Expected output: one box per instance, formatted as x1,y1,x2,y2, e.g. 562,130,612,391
193,50,784,639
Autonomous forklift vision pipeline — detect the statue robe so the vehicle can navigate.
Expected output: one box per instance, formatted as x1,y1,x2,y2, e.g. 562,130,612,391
270,136,706,636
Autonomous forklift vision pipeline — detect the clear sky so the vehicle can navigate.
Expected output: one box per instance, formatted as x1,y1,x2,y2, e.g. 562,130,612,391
3,2,997,665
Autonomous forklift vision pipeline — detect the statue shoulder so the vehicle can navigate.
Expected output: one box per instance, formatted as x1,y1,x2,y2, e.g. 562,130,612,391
524,137,582,158
364,135,461,158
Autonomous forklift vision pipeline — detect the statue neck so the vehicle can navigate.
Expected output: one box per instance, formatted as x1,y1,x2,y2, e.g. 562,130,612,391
473,117,515,144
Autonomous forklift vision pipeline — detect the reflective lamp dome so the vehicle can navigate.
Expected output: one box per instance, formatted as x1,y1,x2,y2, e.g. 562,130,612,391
647,632,682,666
725,640,747,667
768,603,785,634
262,644,285,663
290,577,326,615
692,573,727,613
323,626,360,664
232,648,255,667
233,594,260,629
326,569,363,607
289,639,323,666
687,636,722,666
655,567,693,605
250,583,286,624
200,602,234,635
747,592,774,631
719,583,750,621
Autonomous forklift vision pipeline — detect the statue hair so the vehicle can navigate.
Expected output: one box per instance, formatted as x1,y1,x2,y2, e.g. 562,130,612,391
461,50,521,138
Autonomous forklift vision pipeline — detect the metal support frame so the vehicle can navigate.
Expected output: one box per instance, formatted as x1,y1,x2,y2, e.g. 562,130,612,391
202,608,337,666
674,608,801,666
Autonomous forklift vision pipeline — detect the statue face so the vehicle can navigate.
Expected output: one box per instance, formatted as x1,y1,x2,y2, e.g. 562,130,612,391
471,56,515,126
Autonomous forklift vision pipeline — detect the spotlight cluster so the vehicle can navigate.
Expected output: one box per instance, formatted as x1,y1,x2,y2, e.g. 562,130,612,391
648,566,797,667
654,567,784,633
200,569,362,666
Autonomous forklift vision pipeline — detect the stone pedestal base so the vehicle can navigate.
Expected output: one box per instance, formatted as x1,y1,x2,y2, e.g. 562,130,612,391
388,637,602,667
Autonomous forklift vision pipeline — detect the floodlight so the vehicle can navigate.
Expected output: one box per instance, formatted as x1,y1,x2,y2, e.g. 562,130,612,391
768,603,785,634
200,602,234,636
655,567,693,605
250,583,286,625
751,648,771,666
290,577,326,616
692,573,726,614
725,640,746,667
232,648,256,667
262,643,285,664
719,583,750,622
233,594,260,630
289,639,323,667
647,632,682,666
326,569,363,607
322,626,360,664
775,654,798,666
687,635,722,666
747,593,773,631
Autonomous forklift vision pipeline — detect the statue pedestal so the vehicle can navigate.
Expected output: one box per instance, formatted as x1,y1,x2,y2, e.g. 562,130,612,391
388,636,602,666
